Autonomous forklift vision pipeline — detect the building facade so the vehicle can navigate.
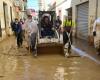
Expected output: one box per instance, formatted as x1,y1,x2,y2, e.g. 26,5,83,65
71,0,100,44
48,0,56,11
0,0,15,41
49,0,71,24
48,0,100,45
38,0,46,11
14,0,27,19
0,0,27,41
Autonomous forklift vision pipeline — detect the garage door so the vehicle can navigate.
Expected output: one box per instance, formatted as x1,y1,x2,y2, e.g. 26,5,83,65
77,2,89,40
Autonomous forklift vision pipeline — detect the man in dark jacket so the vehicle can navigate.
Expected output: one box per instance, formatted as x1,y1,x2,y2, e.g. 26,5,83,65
55,16,62,30
55,16,62,38
13,18,23,48
41,16,54,38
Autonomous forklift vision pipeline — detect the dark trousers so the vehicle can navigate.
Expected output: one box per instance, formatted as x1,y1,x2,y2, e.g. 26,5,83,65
30,33,36,52
63,31,72,53
63,31,72,45
16,32,23,47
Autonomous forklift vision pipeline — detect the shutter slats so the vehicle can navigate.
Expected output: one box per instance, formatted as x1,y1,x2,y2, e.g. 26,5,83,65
77,2,89,40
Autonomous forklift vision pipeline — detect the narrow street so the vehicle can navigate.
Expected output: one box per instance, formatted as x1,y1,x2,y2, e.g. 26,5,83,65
0,0,100,80
0,36,100,80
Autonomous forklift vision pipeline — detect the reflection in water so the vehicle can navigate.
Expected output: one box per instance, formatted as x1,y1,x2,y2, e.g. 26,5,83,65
0,52,100,80
54,67,64,80
23,59,31,80
68,67,80,70
70,71,77,74
72,61,80,64
5,57,17,72
0,39,100,80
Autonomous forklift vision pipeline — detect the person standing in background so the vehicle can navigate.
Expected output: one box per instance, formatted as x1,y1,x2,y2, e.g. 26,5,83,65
55,16,62,29
55,16,62,39
93,17,100,55
13,18,23,48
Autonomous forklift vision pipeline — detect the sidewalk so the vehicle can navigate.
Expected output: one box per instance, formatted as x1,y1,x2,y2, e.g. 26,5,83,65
73,38,100,61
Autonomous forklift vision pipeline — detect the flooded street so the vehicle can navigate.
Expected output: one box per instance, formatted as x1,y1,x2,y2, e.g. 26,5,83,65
0,37,100,80
0,0,100,79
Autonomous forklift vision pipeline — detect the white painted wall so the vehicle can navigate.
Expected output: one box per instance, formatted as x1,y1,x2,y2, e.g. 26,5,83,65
56,0,72,25
0,0,15,41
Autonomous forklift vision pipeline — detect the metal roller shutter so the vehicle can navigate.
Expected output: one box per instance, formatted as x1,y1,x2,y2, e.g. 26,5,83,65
77,2,89,40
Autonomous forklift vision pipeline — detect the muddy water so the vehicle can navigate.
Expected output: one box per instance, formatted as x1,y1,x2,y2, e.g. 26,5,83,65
0,52,100,80
0,37,100,80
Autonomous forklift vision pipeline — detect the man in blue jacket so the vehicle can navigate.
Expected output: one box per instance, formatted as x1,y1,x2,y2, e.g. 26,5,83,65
13,18,23,48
